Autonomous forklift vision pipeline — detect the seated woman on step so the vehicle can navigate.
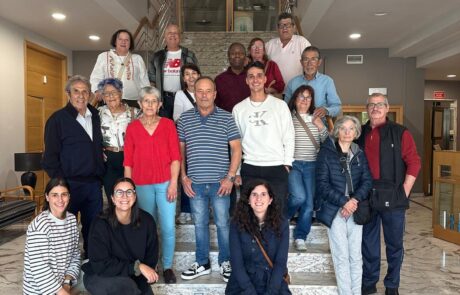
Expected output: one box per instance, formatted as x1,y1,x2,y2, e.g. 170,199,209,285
226,179,291,295
23,178,80,295
82,177,159,295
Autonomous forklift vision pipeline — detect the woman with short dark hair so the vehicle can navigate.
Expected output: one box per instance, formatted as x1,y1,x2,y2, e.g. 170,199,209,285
90,29,150,107
23,178,80,295
225,179,291,295
82,177,159,295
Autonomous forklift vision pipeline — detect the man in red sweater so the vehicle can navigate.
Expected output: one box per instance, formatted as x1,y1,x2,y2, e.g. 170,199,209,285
357,93,421,295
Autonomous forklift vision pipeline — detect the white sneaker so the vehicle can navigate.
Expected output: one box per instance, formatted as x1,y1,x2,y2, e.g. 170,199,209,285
181,261,211,280
220,261,232,282
295,239,307,251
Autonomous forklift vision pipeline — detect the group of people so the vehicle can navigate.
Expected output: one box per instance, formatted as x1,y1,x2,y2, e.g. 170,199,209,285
22,11,421,295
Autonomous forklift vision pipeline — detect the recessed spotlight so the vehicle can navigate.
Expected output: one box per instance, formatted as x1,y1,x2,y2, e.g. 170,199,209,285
52,13,66,21
447,74,457,78
89,35,100,41
374,12,388,17
349,33,361,40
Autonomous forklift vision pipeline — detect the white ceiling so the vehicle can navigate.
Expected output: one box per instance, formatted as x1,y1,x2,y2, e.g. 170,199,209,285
0,0,459,81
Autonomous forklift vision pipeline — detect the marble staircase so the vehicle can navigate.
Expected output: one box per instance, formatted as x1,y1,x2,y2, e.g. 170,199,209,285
181,31,278,78
152,223,337,295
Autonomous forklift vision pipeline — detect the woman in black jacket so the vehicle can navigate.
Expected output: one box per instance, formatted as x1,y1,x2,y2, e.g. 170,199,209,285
225,179,291,295
316,115,372,295
83,177,159,295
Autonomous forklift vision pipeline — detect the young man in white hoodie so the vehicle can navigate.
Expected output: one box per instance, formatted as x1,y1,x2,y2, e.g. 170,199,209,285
232,61,295,213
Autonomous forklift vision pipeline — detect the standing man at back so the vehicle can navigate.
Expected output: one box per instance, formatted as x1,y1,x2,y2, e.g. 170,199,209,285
149,24,198,119
266,12,311,90
357,93,421,295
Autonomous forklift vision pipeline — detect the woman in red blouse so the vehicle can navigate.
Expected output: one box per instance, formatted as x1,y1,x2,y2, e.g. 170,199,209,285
124,86,181,284
247,37,285,98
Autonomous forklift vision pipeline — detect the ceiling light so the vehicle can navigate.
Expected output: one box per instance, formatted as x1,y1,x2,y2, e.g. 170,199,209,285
374,12,388,17
52,13,66,21
89,35,100,41
349,33,361,40
447,74,457,78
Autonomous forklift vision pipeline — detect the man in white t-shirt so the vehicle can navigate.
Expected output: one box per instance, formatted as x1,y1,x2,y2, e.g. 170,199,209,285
232,61,295,213
149,24,198,119
266,13,311,90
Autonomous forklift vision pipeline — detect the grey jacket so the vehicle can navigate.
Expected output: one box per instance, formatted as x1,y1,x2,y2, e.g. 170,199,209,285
148,46,198,94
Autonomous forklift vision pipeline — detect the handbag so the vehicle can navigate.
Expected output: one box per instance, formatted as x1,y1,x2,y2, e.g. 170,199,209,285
339,152,372,225
253,236,290,284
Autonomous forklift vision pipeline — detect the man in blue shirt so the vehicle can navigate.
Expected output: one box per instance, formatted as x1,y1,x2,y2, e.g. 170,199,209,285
178,76,242,283
284,46,342,118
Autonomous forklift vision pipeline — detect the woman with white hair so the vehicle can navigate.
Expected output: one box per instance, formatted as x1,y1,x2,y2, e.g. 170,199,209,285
123,86,181,284
315,115,372,295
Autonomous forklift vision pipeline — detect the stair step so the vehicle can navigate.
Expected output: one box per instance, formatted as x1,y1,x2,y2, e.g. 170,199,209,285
175,223,329,245
172,242,333,273
152,271,337,295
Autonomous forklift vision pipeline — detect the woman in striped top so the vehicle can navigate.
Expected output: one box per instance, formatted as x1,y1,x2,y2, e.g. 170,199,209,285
23,178,80,295
287,85,329,251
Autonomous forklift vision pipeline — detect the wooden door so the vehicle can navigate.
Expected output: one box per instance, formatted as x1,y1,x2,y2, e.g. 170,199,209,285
25,42,67,194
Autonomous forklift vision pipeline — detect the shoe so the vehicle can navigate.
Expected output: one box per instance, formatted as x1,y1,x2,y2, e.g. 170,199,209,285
163,268,176,284
181,261,211,280
220,261,232,282
362,284,377,295
177,212,192,224
294,239,307,251
385,287,399,295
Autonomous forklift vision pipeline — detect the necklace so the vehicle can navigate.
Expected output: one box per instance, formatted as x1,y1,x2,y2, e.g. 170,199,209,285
249,96,267,108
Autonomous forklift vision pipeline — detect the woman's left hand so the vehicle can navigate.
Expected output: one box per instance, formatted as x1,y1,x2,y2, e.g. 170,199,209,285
139,263,159,284
167,181,178,202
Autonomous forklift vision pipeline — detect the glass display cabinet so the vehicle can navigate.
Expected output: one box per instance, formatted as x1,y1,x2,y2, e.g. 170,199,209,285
341,105,404,125
432,150,460,245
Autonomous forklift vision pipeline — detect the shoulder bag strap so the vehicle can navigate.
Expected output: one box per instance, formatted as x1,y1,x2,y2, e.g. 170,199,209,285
339,154,354,195
294,112,319,150
116,52,132,80
254,236,274,268
183,89,196,107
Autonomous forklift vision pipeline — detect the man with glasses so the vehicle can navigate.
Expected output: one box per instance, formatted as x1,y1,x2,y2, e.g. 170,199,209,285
149,24,198,119
284,46,342,119
42,75,105,257
266,12,311,88
357,93,421,295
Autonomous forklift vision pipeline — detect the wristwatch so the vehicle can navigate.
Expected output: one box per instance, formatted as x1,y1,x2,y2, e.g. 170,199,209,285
225,175,235,183
63,279,73,287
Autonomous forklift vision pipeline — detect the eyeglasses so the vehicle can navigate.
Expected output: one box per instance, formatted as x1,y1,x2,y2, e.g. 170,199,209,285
278,23,293,29
70,89,89,97
103,91,120,98
142,99,159,105
339,126,356,133
301,57,320,63
251,45,264,50
48,192,70,198
114,189,136,198
297,94,312,101
367,102,387,109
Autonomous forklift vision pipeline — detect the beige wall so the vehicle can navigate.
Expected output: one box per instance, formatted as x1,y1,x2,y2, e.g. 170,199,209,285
0,16,72,189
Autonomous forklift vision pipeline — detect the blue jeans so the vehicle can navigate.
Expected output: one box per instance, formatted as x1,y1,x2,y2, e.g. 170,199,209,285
190,182,230,265
136,181,176,269
287,160,316,239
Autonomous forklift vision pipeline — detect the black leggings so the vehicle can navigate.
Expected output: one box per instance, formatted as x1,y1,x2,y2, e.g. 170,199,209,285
84,274,154,295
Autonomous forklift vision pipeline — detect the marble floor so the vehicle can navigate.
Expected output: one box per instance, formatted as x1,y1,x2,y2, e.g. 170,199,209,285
1,196,460,294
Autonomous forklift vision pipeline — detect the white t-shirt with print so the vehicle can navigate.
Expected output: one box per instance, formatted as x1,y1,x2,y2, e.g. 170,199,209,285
163,49,182,92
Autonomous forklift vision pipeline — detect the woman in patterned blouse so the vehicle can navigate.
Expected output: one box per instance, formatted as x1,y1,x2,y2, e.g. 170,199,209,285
98,78,139,202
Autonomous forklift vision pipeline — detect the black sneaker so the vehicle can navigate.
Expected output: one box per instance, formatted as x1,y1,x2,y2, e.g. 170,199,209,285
181,261,211,280
220,261,231,282
362,284,377,295
385,287,399,295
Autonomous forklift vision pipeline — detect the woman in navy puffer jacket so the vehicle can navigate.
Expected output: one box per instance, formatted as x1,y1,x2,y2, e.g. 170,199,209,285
316,115,372,295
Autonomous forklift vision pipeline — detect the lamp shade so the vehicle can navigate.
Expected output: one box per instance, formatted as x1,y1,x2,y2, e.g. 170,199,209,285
14,152,43,172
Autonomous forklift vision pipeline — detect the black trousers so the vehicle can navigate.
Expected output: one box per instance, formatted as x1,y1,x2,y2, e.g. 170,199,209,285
84,274,154,295
159,91,175,119
240,163,289,214
103,151,124,203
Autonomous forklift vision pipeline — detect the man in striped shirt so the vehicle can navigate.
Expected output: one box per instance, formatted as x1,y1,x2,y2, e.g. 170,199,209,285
177,77,242,283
